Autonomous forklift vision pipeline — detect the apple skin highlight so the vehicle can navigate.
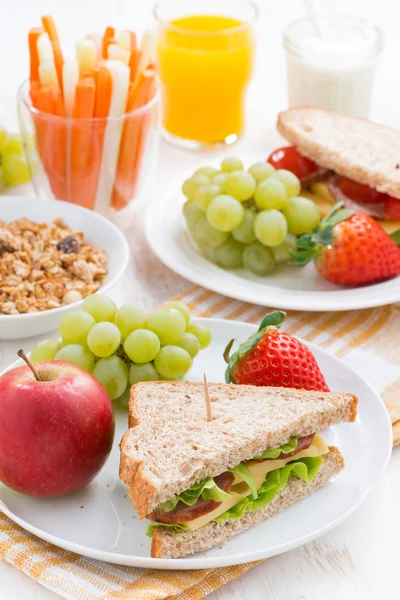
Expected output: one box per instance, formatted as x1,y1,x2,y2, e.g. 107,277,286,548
0,360,115,498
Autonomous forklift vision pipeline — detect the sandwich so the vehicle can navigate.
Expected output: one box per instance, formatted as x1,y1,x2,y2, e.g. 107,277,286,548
119,381,357,558
268,107,400,228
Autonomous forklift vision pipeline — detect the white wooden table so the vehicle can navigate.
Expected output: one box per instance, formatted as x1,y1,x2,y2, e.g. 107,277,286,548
1,0,400,598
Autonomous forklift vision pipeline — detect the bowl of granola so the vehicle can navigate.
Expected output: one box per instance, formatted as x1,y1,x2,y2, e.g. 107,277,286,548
0,197,129,339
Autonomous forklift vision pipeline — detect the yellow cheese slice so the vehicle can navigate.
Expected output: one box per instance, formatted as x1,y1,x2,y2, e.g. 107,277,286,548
185,436,329,531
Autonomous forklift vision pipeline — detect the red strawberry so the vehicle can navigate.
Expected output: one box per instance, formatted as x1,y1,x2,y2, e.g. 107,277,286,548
224,311,329,391
292,202,400,286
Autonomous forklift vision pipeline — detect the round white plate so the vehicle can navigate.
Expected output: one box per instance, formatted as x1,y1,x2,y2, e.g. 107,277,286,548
145,156,400,311
0,318,392,569
0,196,129,339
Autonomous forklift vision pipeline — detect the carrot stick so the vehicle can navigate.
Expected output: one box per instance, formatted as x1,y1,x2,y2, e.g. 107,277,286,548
129,48,142,82
32,86,66,199
28,27,43,83
71,77,96,207
80,65,113,210
41,16,64,96
111,66,155,210
101,26,115,59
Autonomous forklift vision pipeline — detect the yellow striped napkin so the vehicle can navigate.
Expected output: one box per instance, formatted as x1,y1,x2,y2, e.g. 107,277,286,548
1,285,399,600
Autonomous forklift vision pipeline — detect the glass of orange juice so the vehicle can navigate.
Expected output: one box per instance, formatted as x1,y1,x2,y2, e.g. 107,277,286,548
154,0,257,148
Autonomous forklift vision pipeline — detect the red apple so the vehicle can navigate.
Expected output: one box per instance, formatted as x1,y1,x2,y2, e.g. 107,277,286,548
0,355,114,497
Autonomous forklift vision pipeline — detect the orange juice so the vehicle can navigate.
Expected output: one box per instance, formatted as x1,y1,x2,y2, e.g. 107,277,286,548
156,14,255,144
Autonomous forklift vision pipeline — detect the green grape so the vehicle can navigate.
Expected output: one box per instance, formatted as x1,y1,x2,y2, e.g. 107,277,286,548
212,172,229,187
177,332,200,358
154,346,192,379
55,344,95,372
82,294,117,322
2,133,23,156
254,177,288,210
129,362,159,385
186,323,212,349
114,304,147,340
202,245,216,262
213,237,244,269
254,210,288,247
182,174,210,200
2,155,30,185
92,356,128,401
243,242,275,275
87,322,121,357
124,329,160,363
0,125,8,151
194,166,219,178
163,301,191,325
116,385,131,409
31,339,62,363
273,170,301,197
224,171,256,201
193,184,222,210
282,196,321,235
147,307,186,345
194,215,229,248
183,201,205,235
232,209,257,244
272,233,297,263
206,195,244,232
59,310,95,345
248,162,275,181
0,168,6,192
220,157,243,173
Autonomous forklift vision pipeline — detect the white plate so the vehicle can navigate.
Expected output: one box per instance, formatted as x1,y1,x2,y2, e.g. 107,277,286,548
0,318,392,569
0,196,130,339
145,156,400,311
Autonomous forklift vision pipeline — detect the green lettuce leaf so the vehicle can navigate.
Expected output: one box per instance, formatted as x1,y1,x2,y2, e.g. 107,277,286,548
215,456,322,521
229,463,258,499
146,522,188,537
157,477,232,513
254,437,298,460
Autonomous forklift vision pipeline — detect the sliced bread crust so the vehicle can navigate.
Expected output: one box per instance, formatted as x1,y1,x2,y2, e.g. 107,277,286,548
151,446,344,558
119,382,357,518
277,107,400,199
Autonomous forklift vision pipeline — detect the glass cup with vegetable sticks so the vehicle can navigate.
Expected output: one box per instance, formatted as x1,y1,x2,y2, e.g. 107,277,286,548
19,16,159,226
154,0,257,148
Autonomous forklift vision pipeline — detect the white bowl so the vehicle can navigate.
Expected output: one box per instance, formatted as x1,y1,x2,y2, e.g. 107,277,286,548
0,196,130,339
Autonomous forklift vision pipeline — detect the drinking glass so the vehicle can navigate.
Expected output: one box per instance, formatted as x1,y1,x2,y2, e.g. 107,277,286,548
154,0,257,149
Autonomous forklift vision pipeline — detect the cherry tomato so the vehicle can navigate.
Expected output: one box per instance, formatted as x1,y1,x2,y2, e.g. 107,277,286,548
338,176,384,205
267,146,319,181
385,197,400,220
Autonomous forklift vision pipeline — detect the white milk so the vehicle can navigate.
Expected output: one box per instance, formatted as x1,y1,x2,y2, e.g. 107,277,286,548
284,17,383,118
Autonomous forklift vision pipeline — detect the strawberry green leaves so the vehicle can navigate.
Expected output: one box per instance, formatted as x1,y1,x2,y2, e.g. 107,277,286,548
292,201,354,266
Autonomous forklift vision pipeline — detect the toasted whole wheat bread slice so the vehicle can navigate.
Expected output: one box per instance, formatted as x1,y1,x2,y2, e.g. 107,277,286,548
119,382,357,518
151,446,344,558
277,107,400,199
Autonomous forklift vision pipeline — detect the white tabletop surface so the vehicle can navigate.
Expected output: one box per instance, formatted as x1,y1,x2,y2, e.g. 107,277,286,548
1,0,400,599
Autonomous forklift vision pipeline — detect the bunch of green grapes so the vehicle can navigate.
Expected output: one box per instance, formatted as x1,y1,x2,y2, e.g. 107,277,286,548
0,127,31,189
30,295,212,408
182,157,321,275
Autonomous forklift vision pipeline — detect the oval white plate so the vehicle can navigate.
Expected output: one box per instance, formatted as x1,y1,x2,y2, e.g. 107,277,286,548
0,318,392,569
0,196,129,339
145,155,400,311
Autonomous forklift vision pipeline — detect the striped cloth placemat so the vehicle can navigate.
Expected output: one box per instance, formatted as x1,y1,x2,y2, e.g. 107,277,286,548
0,286,399,600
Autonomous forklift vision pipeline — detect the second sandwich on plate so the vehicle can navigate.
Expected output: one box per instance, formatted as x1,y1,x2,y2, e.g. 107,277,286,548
119,381,358,558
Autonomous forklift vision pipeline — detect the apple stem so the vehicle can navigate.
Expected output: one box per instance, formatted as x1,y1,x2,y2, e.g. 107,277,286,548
17,349,41,381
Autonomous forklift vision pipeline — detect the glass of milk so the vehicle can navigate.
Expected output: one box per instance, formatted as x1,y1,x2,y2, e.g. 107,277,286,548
283,16,383,117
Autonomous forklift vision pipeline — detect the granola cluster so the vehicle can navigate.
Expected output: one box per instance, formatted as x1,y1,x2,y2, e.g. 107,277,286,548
0,217,108,315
